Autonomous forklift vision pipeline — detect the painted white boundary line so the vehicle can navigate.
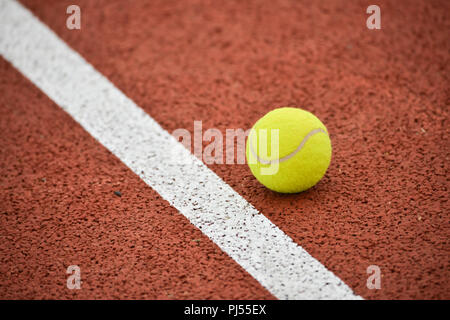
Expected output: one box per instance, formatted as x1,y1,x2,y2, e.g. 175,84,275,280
0,0,361,299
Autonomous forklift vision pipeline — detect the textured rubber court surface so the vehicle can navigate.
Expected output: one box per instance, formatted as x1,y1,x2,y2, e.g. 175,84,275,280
0,0,449,299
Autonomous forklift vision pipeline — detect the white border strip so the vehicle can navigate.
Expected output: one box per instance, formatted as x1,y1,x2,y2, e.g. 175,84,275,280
0,0,361,300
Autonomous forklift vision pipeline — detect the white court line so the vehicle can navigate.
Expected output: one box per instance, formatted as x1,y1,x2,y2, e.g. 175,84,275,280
0,0,361,299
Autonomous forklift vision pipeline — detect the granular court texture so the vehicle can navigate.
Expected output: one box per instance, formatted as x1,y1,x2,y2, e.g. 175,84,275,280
1,0,449,299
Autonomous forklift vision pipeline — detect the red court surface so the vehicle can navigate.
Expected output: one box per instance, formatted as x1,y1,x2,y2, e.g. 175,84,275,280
1,0,449,299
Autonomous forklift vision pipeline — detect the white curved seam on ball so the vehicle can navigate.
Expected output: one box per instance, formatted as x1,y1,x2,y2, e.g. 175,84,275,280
250,128,327,165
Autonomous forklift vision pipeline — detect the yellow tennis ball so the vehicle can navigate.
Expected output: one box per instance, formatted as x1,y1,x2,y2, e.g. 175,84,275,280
246,107,332,193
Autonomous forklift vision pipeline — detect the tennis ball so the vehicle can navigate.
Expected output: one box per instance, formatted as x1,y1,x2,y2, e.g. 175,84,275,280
246,107,332,193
